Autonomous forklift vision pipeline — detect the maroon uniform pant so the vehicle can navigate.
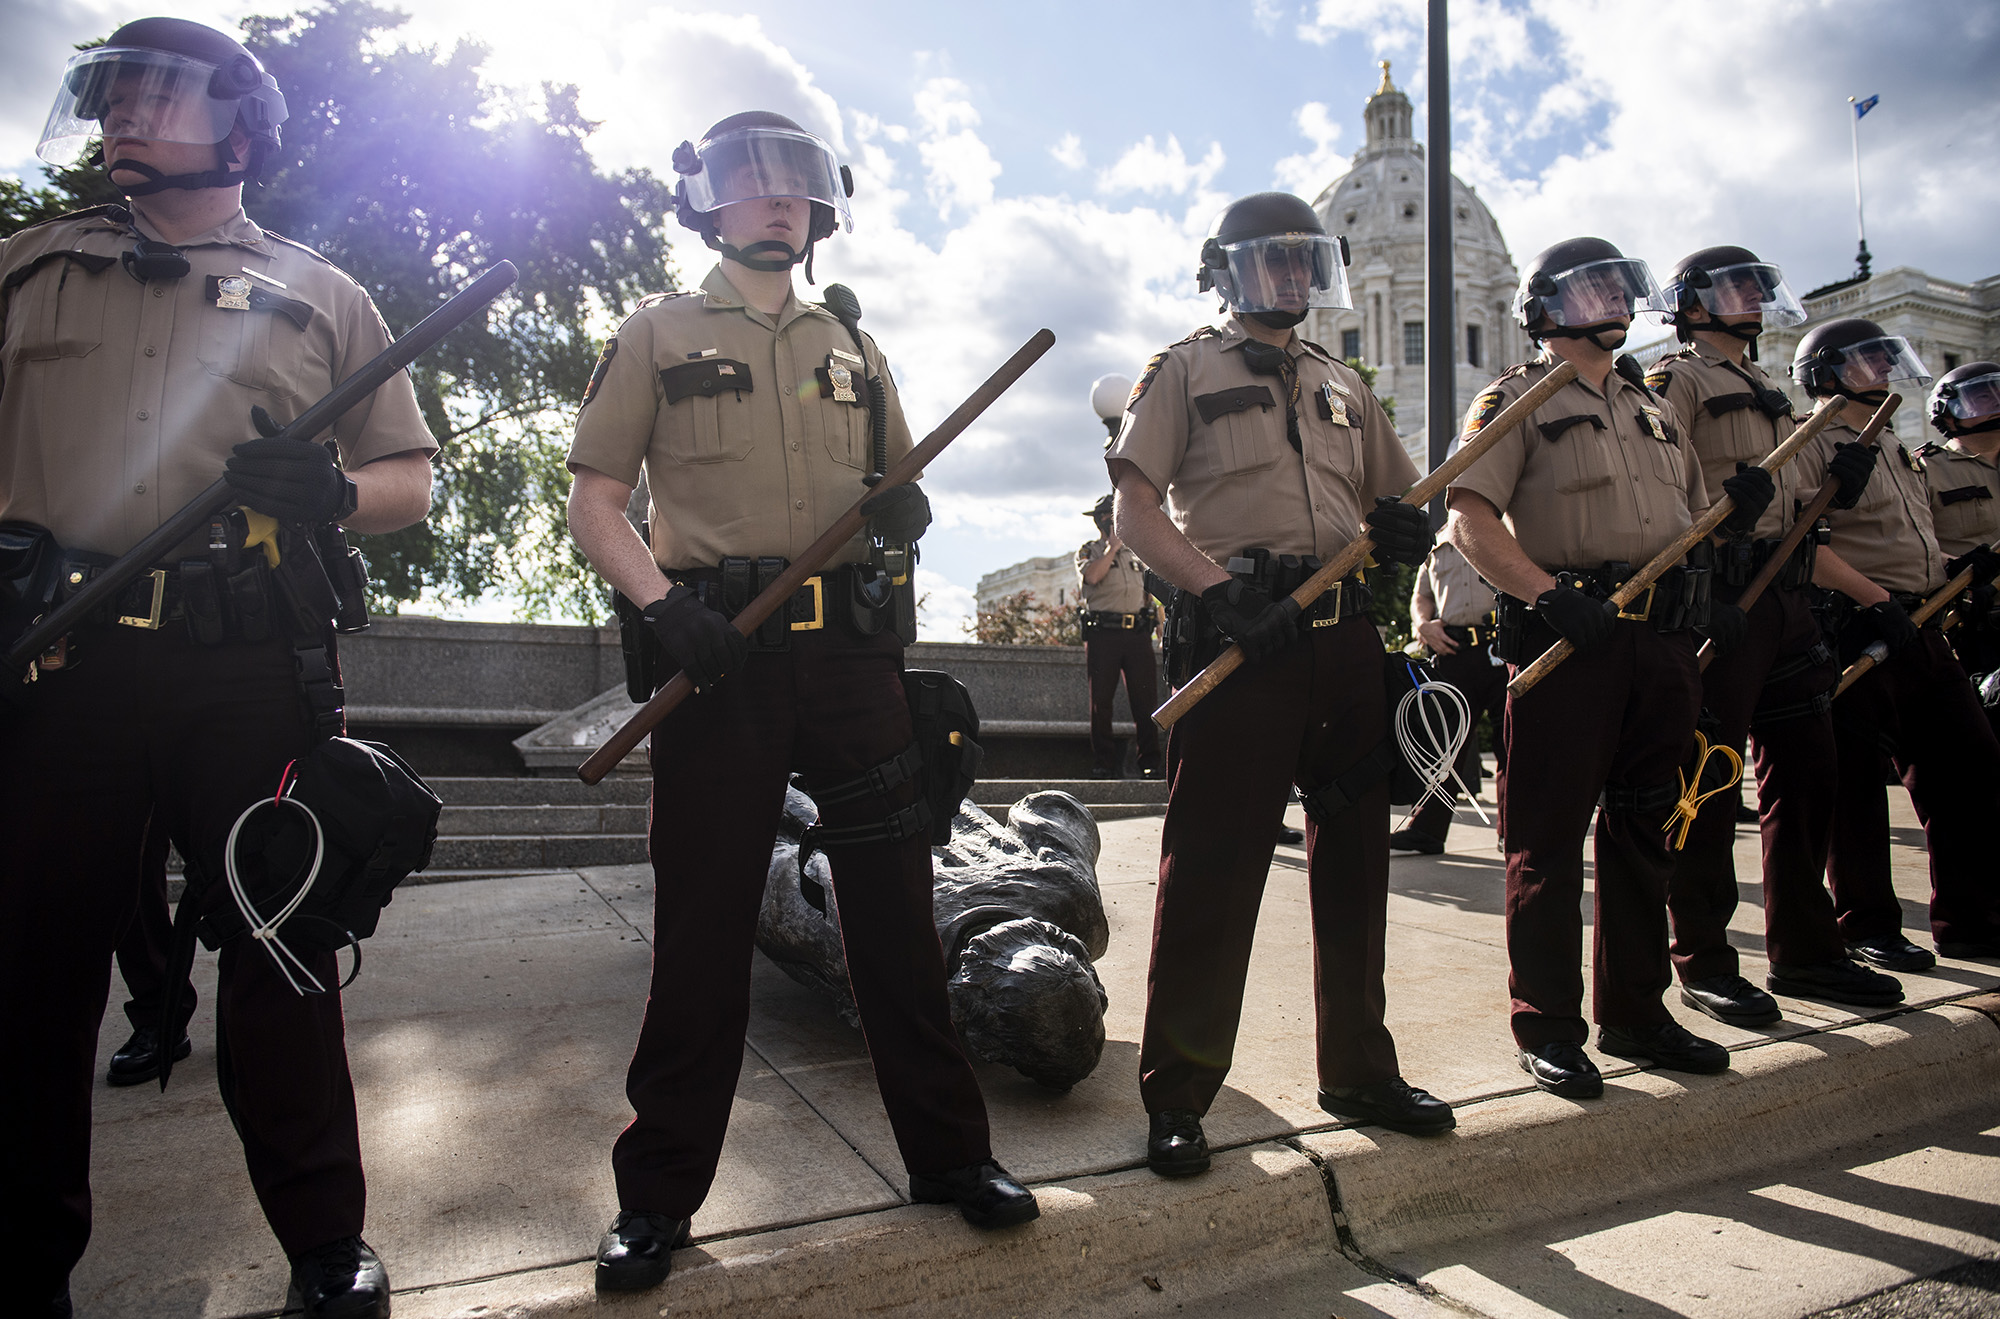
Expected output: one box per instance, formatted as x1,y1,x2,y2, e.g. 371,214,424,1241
1140,615,1399,1115
618,628,991,1216
0,626,365,1301
1405,632,1508,843
1669,584,1847,979
1828,628,2000,946
115,819,196,1032
1501,623,1701,1048
1084,625,1162,774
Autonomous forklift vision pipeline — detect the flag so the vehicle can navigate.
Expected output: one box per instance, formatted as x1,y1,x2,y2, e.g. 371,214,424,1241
1854,95,1880,118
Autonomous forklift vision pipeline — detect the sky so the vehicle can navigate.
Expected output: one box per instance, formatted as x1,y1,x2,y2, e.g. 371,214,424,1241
5,0,1998,636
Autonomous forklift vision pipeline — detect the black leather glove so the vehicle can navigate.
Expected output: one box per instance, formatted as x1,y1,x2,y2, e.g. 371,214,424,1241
1701,601,1748,657
1363,496,1435,567
641,585,748,692
1827,442,1877,510
1201,579,1300,663
860,483,931,543
1534,583,1617,651
1945,544,2000,589
1718,463,1775,537
225,437,358,524
1861,598,1919,656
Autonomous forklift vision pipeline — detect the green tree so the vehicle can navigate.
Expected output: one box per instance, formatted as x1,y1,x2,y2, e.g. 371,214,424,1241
967,591,1082,646
3,2,675,620
1346,356,1394,425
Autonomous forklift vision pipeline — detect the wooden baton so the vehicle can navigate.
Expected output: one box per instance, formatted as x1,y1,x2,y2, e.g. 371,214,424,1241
576,327,1057,785
1506,394,1846,700
1834,565,1978,696
1150,359,1578,731
1696,393,1901,672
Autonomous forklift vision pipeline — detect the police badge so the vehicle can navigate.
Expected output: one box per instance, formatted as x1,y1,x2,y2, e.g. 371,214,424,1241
215,275,252,311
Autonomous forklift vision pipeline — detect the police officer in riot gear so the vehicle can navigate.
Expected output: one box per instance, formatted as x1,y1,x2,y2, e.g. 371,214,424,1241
1794,322,2000,966
1920,361,2000,729
1076,492,1163,779
4,18,438,1317
1646,248,1900,1022
1447,237,1768,1099
567,110,1033,1296
1109,192,1453,1173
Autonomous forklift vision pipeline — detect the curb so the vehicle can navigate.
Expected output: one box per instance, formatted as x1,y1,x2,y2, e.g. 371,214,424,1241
1304,1003,2000,1265
395,1003,2000,1318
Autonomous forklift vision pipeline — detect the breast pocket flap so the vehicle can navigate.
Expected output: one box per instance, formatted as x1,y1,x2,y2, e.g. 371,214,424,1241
1194,385,1275,424
660,358,754,405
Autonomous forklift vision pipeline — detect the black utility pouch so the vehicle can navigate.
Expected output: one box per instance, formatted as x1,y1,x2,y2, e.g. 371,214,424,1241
179,559,228,645
227,560,275,643
614,591,666,703
754,557,790,648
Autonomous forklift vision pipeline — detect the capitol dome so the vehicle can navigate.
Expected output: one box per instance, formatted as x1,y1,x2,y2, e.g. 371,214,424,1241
1304,63,1523,456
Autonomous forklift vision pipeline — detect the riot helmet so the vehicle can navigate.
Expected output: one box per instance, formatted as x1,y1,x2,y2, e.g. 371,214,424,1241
38,17,287,196
1664,245,1806,356
1198,192,1352,329
672,111,853,283
1928,360,2000,438
1512,237,1669,352
1792,318,1932,405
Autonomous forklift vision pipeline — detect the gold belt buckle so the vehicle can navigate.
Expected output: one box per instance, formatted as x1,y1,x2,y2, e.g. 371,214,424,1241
1616,582,1655,622
790,575,824,631
1311,580,1343,629
117,568,169,630
1121,612,1135,628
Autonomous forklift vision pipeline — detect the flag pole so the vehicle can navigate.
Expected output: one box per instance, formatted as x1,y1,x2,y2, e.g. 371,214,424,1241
1847,95,1871,279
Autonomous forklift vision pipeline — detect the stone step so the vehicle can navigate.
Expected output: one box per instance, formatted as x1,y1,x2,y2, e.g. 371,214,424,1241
425,833,649,870
437,804,649,836
425,776,651,806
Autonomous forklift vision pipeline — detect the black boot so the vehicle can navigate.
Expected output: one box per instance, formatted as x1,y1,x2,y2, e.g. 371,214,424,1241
106,1024,192,1087
908,1160,1040,1228
595,1210,691,1293
288,1236,389,1319
1146,1109,1211,1177
1318,1077,1456,1135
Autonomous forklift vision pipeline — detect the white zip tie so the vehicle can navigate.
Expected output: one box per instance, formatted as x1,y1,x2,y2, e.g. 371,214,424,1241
223,791,327,995
1393,665,1492,832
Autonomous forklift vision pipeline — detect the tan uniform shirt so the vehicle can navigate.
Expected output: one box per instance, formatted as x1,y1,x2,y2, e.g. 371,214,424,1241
1645,340,1805,541
1075,537,1149,614
1919,439,2000,559
1412,541,1493,628
1106,317,1416,565
1807,423,1943,596
1447,354,1707,572
567,265,912,570
0,206,435,557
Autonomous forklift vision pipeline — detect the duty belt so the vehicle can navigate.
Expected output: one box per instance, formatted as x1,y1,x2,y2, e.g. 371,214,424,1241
669,564,832,634
1441,620,1500,646
1081,608,1156,630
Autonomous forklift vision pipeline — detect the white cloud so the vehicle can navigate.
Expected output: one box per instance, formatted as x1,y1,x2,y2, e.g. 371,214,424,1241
1273,101,1345,196
1049,132,1086,170
1097,135,1226,197
913,77,1001,221
915,566,975,641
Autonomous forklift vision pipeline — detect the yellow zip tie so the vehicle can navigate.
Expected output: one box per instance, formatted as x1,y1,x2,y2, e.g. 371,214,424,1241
1665,731,1743,852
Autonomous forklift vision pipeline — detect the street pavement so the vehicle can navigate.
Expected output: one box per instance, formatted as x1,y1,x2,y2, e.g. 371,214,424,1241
68,774,2000,1317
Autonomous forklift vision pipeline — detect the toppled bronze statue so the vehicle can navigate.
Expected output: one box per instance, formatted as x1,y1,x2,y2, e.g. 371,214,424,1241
758,785,1110,1090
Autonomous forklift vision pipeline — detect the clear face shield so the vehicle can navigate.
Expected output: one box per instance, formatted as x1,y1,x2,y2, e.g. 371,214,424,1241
1827,335,1932,394
1515,257,1670,328
680,126,852,232
1213,234,1351,315
1933,371,2000,424
38,47,243,165
1683,262,1807,327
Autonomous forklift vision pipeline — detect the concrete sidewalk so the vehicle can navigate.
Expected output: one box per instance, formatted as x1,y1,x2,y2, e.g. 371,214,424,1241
71,782,2000,1317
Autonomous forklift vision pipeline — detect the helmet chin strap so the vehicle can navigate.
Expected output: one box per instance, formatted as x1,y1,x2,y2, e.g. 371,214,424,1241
1685,316,1765,359
1247,308,1307,329
711,236,820,283
1946,415,2000,438
105,154,248,198
1540,322,1629,352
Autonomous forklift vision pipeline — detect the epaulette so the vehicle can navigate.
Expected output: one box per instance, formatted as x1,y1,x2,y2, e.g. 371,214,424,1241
1173,326,1221,346
634,290,692,310
1613,353,1655,396
1299,335,1333,357
1915,440,1947,459
259,228,340,270
3,203,131,240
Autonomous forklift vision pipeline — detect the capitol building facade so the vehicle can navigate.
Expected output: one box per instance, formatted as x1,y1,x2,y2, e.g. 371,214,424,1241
1304,64,1523,464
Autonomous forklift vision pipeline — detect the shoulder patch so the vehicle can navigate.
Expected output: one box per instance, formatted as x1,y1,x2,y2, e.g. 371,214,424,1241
580,337,617,409
1128,351,1169,409
1645,369,1673,392
1465,389,1507,434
